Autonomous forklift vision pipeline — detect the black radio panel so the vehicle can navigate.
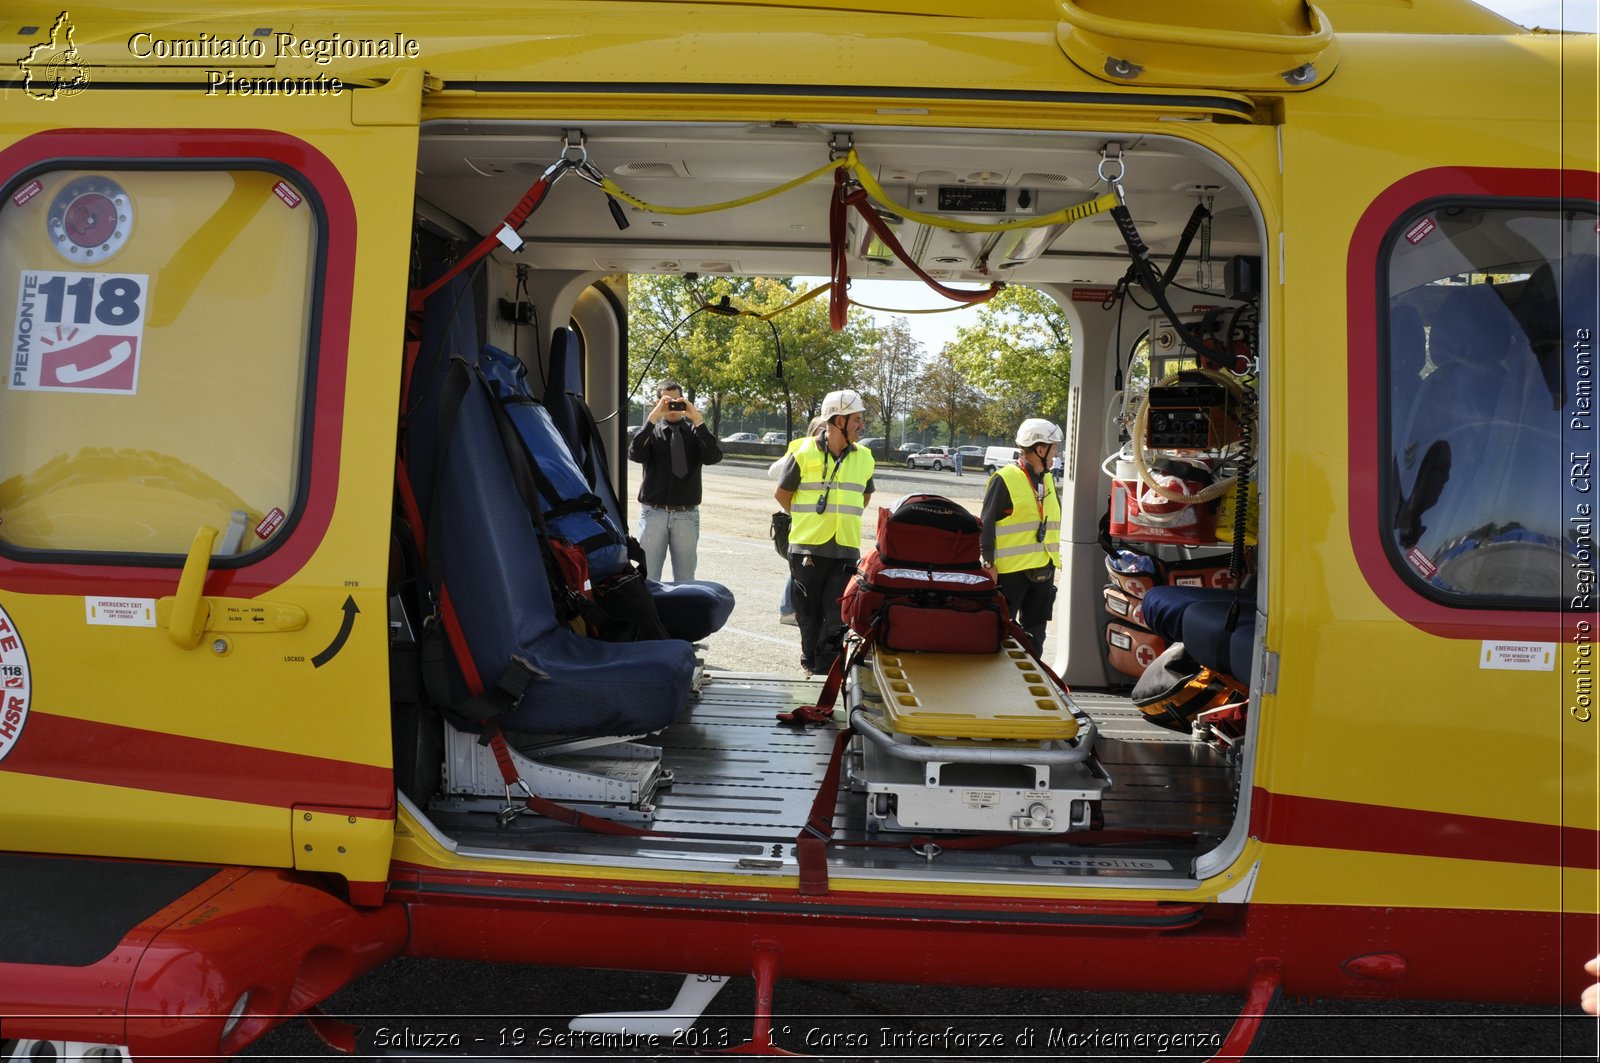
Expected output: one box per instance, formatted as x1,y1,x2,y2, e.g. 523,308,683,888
1145,380,1235,451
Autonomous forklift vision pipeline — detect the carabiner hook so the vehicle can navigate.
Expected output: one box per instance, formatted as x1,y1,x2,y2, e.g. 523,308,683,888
560,129,589,167
1097,143,1126,185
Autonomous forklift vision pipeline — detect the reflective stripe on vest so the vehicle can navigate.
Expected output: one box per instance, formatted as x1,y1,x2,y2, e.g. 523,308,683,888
992,462,1061,573
790,437,873,549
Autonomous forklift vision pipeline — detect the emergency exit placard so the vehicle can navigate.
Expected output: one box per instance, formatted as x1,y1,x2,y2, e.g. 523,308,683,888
11,270,149,394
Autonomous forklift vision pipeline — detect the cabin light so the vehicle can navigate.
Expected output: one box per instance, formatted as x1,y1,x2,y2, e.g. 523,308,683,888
984,223,1066,265
220,991,252,1042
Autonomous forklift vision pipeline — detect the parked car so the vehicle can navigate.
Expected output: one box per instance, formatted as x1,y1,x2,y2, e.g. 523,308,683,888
956,445,984,467
906,445,957,470
897,442,924,454
857,436,887,453
720,431,759,443
983,445,1020,472
760,431,787,445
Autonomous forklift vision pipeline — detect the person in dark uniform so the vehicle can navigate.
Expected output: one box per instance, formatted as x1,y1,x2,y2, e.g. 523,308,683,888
628,380,722,581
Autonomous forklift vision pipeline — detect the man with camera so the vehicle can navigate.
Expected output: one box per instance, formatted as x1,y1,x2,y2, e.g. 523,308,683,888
773,389,875,675
629,380,723,581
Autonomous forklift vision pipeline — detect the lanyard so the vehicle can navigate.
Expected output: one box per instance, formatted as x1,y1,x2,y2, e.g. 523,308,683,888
1017,460,1048,542
815,444,848,513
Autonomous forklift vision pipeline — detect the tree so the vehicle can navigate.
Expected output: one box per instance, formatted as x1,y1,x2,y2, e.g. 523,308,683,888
944,286,1073,435
860,317,923,444
627,275,876,438
914,345,985,445
745,280,876,438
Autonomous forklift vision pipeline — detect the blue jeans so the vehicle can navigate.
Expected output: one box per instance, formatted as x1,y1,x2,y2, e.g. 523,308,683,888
637,505,700,582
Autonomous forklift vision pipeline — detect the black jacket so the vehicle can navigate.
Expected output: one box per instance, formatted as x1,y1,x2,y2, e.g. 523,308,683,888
628,420,723,506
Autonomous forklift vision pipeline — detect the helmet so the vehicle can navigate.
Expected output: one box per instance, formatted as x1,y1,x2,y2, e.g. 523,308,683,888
1016,418,1063,448
820,389,867,419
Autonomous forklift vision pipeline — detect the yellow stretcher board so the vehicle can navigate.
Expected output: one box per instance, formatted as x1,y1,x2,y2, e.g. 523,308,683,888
872,639,1081,742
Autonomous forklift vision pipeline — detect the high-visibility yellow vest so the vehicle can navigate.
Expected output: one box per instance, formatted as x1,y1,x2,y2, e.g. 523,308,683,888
992,462,1061,573
789,437,874,549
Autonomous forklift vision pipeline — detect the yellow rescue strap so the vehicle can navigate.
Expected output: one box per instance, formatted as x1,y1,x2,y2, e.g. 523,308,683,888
598,157,847,216
845,152,1120,234
600,150,1117,235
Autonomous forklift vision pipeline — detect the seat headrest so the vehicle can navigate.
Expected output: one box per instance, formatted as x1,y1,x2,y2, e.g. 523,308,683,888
547,326,583,399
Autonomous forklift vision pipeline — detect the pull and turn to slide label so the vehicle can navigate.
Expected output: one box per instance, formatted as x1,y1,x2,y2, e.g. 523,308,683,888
12,269,149,395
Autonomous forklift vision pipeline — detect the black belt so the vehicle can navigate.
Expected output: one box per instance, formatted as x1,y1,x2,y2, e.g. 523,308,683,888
651,503,698,511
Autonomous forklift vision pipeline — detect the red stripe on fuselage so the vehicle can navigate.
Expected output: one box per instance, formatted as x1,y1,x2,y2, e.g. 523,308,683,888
1254,787,1599,869
0,711,392,815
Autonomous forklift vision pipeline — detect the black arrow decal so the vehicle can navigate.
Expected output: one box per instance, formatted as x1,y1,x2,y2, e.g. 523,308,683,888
311,595,360,668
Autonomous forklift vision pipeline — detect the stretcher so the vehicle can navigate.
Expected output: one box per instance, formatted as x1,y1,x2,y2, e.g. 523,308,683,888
847,640,1110,834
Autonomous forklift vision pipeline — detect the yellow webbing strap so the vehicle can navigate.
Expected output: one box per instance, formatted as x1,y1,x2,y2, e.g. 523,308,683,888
845,151,1120,234
598,150,1116,235
848,299,975,315
700,282,834,321
599,157,847,216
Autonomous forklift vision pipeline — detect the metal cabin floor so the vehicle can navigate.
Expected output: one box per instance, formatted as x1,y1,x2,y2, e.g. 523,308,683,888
430,671,1239,884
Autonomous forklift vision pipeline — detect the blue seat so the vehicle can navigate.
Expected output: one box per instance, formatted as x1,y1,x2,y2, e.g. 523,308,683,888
402,275,696,739
544,326,734,640
1141,585,1256,686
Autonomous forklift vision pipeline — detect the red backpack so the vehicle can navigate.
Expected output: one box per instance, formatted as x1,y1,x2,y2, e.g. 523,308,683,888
840,494,1008,654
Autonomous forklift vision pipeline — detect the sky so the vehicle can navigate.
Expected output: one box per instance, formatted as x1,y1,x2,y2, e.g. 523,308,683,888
833,0,1597,358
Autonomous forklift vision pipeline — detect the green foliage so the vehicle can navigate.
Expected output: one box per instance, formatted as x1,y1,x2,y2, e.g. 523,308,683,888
860,317,924,439
627,275,877,437
944,286,1073,436
914,346,984,445
627,277,1076,443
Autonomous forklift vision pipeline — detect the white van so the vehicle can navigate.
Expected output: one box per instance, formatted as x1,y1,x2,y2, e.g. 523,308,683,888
982,445,1020,472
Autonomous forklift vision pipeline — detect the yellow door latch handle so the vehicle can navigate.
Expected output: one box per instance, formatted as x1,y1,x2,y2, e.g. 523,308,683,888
163,526,216,650
157,525,308,649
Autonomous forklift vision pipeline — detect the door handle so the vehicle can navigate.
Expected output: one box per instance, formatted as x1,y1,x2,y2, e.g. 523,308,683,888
157,525,308,649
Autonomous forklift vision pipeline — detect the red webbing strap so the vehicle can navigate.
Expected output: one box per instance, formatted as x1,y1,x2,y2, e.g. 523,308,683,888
796,726,852,896
398,302,426,420
844,185,1005,305
394,460,427,556
777,630,873,725
521,791,656,836
487,725,520,784
408,166,565,312
485,727,656,837
828,167,852,330
435,585,485,695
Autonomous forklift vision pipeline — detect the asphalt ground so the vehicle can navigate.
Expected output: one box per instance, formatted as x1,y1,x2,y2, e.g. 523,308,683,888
248,458,1596,1060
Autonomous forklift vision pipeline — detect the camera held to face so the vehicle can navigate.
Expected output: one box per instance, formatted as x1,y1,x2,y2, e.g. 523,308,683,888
667,399,687,412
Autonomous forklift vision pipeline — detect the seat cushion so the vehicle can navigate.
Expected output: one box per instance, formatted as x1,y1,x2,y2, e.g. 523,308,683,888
1140,586,1232,644
648,579,735,643
1140,585,1255,684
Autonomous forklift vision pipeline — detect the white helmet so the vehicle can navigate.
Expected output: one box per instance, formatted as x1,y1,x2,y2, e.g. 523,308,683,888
820,389,867,419
1016,418,1063,448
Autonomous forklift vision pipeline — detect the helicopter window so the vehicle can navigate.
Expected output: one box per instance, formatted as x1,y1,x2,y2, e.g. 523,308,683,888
1382,203,1597,607
0,168,317,559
